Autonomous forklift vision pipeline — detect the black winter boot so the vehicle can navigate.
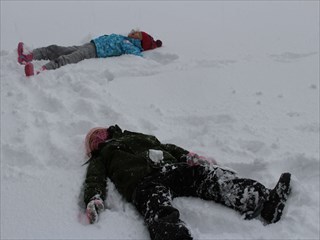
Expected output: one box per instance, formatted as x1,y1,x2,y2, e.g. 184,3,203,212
261,172,291,224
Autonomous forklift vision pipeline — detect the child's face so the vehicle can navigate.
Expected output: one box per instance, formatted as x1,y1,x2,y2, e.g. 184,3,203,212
128,31,142,40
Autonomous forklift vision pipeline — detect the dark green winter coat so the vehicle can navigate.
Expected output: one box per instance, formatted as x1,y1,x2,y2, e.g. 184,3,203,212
83,125,189,205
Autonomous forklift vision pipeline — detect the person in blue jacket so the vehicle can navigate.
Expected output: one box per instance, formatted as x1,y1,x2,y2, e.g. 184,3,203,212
17,29,162,76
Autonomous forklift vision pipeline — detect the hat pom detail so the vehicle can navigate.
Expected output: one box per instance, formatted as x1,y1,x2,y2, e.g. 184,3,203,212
156,40,162,47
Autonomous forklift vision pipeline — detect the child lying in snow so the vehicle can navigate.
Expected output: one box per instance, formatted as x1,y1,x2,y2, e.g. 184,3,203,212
82,125,292,240
17,29,162,76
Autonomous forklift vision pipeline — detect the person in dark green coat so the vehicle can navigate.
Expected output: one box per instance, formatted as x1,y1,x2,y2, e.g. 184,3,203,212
82,125,291,240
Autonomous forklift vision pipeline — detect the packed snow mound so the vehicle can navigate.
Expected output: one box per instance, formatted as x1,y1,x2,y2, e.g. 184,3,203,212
1,43,319,239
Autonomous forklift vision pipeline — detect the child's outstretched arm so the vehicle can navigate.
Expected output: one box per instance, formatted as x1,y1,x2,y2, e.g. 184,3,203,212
83,156,107,224
161,143,218,166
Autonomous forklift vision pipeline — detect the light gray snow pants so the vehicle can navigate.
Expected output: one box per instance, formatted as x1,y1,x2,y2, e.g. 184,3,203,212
32,42,97,70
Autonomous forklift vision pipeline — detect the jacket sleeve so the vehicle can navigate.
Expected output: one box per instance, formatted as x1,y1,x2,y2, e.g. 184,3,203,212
122,40,143,57
160,143,189,162
160,143,218,165
83,156,108,205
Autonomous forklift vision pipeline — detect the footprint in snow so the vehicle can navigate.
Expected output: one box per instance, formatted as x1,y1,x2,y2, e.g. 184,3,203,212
309,84,317,89
37,93,65,113
195,59,236,69
286,112,301,117
269,51,318,63
101,69,115,81
294,123,320,133
238,139,266,154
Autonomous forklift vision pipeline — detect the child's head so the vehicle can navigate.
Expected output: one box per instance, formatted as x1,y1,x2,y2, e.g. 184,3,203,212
128,29,142,40
85,127,109,157
128,29,162,51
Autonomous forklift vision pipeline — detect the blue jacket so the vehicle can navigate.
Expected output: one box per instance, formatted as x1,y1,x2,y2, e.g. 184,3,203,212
91,34,143,58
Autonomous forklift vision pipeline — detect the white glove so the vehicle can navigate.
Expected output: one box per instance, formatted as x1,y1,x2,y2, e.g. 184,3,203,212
86,195,104,224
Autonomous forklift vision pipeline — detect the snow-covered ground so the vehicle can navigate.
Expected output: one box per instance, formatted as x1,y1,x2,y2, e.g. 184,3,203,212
1,1,319,239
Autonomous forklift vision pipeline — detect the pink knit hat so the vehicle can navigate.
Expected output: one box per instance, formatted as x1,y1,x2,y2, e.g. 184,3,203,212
85,127,109,157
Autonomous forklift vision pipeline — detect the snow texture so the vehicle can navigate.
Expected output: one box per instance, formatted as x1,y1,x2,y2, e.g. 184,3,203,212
1,1,319,239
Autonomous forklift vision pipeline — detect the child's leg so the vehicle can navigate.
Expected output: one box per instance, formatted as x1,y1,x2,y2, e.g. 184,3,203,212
33,44,81,61
217,178,268,219
43,43,97,70
157,165,268,220
133,179,193,240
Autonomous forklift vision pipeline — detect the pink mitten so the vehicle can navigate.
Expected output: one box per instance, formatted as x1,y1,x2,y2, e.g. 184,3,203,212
86,196,104,224
186,152,218,166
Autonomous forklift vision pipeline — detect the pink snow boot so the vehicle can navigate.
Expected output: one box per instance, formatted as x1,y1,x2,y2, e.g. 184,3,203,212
25,63,46,77
17,42,33,65
24,62,34,76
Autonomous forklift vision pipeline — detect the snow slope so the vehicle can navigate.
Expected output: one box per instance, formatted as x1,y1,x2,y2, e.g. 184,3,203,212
1,1,319,239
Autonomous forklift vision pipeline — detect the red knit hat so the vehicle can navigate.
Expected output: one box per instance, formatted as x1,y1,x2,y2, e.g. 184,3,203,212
141,31,162,51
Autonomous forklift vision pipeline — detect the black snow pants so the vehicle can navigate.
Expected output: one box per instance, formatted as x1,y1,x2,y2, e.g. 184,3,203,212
132,164,269,240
